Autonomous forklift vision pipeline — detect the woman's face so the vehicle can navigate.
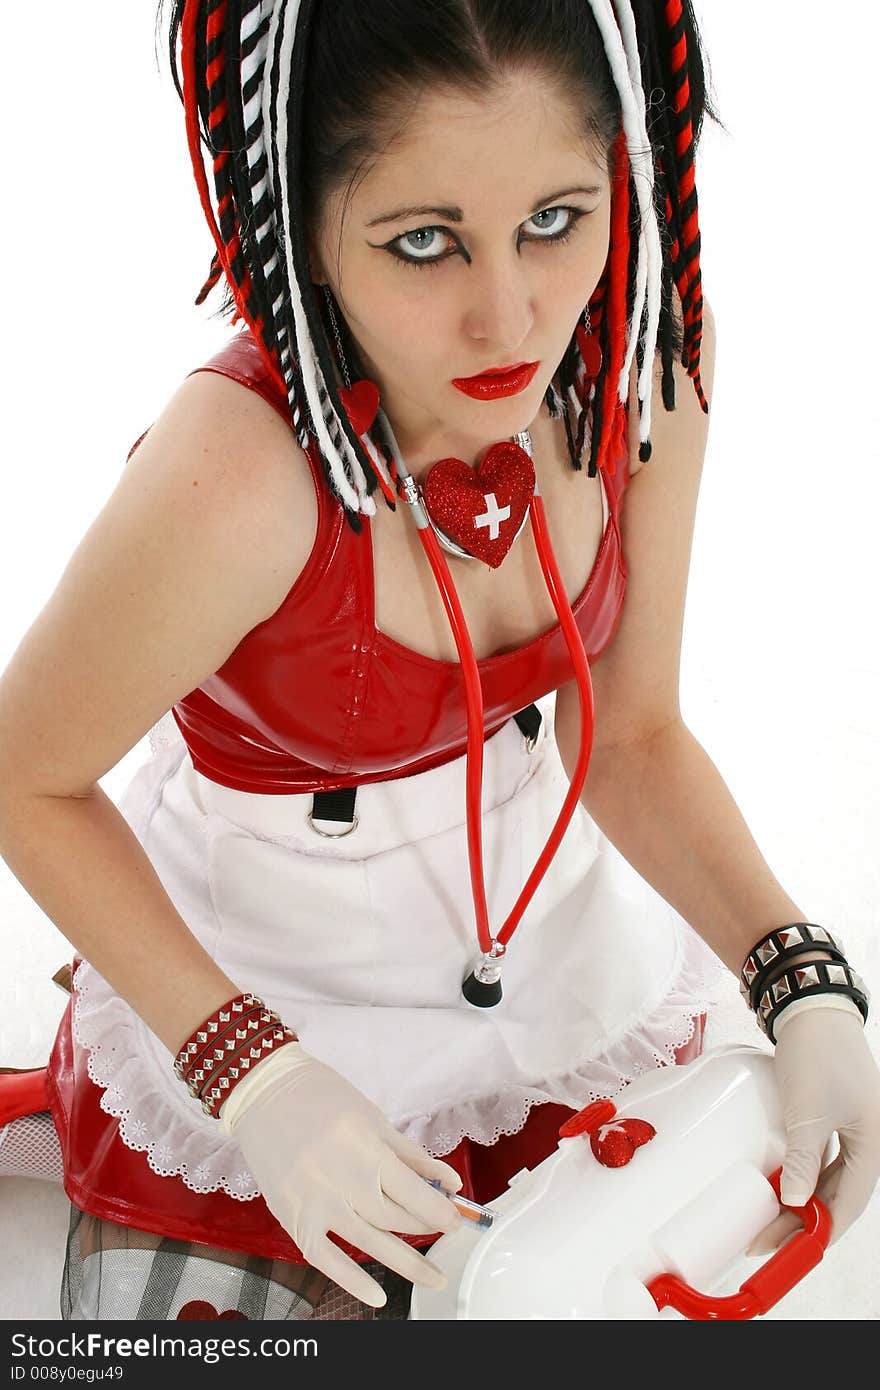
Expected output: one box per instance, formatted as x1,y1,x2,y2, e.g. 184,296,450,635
308,71,612,473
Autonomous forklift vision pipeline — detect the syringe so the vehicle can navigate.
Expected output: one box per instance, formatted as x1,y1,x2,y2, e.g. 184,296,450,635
424,1177,500,1230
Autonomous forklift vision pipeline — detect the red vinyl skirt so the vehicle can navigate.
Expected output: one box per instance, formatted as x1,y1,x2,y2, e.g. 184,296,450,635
46,957,706,1266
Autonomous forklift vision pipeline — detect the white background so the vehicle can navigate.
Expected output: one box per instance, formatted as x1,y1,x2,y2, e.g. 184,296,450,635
1,2,878,1319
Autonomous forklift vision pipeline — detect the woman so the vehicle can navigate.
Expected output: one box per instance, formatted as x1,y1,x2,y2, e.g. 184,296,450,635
0,0,877,1322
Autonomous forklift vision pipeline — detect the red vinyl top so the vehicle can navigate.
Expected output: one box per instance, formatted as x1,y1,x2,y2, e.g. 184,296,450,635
132,329,630,794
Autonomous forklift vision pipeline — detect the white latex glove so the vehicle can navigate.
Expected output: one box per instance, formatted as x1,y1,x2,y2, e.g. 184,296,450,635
217,1040,465,1307
746,999,880,1256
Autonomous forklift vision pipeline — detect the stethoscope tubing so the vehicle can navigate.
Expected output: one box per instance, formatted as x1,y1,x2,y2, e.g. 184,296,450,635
374,403,596,960
416,499,595,956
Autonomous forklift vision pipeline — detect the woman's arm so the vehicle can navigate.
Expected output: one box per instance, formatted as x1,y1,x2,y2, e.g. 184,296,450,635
555,300,826,979
0,372,316,1057
565,718,812,978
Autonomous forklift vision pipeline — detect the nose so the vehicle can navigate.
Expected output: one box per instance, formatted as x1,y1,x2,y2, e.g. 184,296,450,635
463,258,535,358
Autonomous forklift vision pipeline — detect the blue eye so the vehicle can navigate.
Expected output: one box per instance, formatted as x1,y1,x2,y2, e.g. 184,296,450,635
383,205,589,271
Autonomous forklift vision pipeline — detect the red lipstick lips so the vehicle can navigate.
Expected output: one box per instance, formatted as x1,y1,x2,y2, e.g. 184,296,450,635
451,361,539,400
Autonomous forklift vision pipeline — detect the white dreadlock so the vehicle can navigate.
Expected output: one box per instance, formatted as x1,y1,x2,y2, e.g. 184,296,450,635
276,1,375,515
611,0,658,439
598,0,663,444
240,1,302,447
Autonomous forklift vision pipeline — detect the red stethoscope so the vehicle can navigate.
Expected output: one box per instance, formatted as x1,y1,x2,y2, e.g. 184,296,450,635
374,409,596,1008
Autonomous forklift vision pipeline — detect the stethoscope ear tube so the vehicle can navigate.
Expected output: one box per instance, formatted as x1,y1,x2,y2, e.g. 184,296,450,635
376,407,596,1006
417,524,492,949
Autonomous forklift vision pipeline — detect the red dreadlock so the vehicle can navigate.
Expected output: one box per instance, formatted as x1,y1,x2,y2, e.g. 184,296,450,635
663,0,707,411
181,0,282,391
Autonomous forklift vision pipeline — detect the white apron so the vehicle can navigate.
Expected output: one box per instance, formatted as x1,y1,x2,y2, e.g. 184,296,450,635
70,692,726,1203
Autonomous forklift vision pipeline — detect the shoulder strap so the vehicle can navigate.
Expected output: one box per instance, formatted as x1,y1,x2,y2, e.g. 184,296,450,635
125,328,294,465
186,328,292,431
127,325,327,485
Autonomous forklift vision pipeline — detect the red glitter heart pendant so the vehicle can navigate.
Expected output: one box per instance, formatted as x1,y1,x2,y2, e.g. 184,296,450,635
421,440,536,569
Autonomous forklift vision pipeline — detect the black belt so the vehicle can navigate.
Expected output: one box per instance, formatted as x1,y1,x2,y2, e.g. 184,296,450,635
310,703,543,833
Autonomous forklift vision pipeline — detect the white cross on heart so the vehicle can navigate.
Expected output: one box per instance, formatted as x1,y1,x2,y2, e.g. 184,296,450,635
474,492,511,541
421,440,536,569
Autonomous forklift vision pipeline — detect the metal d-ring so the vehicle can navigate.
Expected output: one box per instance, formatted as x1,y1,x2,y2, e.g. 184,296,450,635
306,811,360,838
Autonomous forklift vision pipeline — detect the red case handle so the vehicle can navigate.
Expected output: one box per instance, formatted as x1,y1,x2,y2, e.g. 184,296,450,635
645,1167,831,1320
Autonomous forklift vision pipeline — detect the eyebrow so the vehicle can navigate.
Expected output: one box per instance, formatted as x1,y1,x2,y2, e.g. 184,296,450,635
365,185,604,228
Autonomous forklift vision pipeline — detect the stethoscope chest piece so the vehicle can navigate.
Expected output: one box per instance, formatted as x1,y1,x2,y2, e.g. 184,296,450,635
462,943,506,1008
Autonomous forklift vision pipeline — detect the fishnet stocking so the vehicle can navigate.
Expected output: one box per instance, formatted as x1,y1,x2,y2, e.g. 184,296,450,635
0,1111,64,1183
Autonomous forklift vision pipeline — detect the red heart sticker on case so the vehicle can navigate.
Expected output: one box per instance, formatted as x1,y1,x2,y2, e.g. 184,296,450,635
590,1116,657,1168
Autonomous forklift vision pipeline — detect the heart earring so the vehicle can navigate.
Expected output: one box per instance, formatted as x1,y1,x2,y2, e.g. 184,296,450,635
576,304,603,396
321,283,352,390
321,283,382,439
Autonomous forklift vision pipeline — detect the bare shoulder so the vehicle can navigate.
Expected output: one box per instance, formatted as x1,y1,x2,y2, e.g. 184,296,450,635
125,367,319,621
627,290,717,478
0,367,319,798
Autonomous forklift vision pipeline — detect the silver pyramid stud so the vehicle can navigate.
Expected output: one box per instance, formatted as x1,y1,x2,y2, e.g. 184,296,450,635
850,971,866,995
795,964,820,989
772,976,792,1003
743,958,759,985
759,996,774,1023
827,964,848,986
757,940,779,967
809,927,829,943
778,927,804,949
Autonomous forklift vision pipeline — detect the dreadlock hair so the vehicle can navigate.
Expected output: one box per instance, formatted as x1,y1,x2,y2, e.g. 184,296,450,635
159,0,722,535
